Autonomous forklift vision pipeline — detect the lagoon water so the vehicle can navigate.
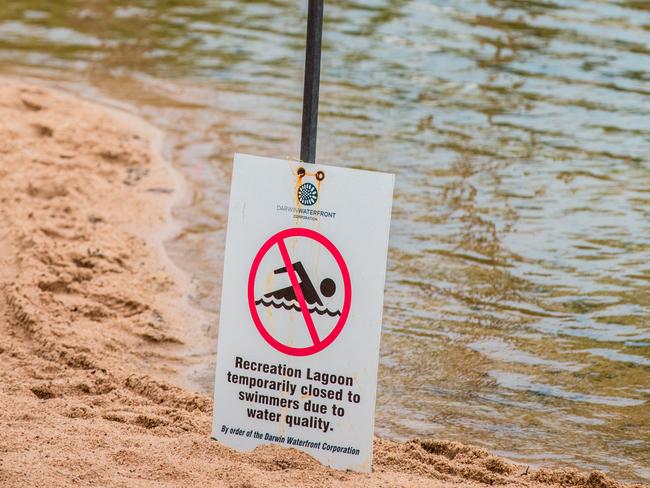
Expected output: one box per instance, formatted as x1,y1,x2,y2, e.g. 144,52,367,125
1,0,648,481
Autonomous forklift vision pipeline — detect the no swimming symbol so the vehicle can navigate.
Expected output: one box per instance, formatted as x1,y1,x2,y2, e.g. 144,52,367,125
247,228,351,356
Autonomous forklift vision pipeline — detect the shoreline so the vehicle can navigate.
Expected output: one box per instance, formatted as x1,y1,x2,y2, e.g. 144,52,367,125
0,78,644,487
0,74,214,393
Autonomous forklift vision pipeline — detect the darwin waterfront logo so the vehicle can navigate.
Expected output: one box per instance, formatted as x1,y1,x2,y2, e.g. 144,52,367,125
297,182,318,206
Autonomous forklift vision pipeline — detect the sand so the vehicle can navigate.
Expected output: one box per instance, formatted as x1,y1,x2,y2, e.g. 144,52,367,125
0,78,645,488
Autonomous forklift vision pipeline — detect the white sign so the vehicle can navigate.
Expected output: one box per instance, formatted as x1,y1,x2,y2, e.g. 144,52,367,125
211,154,394,472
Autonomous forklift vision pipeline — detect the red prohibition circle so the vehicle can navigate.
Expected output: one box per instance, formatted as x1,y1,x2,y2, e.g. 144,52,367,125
247,228,352,356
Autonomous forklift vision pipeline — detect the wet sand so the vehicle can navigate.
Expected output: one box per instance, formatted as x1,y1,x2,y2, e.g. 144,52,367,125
0,78,645,488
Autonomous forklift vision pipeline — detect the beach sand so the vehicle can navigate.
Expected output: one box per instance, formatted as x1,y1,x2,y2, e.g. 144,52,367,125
0,78,645,488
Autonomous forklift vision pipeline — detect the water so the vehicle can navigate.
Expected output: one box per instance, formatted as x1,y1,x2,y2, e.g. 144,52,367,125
1,0,648,481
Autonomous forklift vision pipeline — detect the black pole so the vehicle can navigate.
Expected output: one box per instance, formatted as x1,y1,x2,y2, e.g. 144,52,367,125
300,0,324,164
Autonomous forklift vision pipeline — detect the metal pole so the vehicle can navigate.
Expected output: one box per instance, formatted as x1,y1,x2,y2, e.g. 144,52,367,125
300,0,324,164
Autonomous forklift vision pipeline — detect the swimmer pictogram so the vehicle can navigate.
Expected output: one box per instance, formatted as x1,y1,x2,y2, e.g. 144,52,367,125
255,261,340,317
247,228,351,356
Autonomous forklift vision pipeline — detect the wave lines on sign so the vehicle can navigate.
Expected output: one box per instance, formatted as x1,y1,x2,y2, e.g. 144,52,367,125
255,297,341,317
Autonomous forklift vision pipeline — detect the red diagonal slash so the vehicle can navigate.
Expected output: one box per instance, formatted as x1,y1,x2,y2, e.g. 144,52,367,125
276,238,320,346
